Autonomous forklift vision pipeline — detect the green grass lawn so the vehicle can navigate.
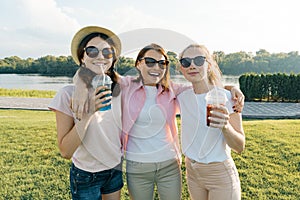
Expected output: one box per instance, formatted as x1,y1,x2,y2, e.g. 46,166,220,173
0,110,299,199
0,88,56,98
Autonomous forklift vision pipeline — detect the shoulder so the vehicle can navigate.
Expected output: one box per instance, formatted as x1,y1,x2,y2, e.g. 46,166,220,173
48,84,75,117
57,85,74,97
120,76,136,87
51,84,75,107
177,88,194,101
170,81,192,96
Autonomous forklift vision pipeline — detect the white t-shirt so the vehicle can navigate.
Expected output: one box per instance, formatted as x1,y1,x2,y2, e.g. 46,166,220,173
48,85,122,172
177,88,234,164
126,86,177,162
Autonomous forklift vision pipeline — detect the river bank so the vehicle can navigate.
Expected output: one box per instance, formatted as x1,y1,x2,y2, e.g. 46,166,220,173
1,96,299,119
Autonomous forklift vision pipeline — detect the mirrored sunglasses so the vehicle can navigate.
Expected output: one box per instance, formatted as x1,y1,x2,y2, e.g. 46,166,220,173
84,46,114,59
139,57,169,69
180,56,206,68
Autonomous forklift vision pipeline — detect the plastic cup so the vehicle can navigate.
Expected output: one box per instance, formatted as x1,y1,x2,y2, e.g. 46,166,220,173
205,88,228,126
92,75,112,111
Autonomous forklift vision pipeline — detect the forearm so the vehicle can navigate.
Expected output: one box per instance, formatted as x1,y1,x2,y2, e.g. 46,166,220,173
56,111,90,159
222,124,245,153
225,85,244,113
58,125,83,159
75,67,97,88
224,85,234,91
222,113,245,153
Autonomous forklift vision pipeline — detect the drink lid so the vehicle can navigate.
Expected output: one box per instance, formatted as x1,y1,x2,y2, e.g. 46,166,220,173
205,88,228,104
92,74,112,89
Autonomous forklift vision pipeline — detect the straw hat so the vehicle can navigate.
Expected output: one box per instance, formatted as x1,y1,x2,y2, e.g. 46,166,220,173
71,26,121,65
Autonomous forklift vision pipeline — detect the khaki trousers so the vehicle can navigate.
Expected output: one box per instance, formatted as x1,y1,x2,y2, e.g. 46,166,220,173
185,157,241,200
126,159,182,200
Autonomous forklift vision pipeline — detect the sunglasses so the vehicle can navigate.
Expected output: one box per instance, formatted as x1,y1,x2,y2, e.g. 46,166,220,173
139,57,169,69
84,46,114,59
180,56,206,68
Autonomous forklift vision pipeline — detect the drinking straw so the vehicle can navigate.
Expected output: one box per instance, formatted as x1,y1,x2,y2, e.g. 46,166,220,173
100,64,105,86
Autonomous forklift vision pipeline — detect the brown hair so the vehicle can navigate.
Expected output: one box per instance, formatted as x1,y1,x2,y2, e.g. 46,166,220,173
135,43,170,91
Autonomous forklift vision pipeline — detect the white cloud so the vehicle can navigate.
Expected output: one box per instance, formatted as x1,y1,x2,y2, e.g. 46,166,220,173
0,0,81,58
19,0,80,38
1,0,300,58
107,6,169,33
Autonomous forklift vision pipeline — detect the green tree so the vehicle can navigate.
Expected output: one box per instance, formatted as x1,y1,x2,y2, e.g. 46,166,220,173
115,56,136,75
167,51,179,75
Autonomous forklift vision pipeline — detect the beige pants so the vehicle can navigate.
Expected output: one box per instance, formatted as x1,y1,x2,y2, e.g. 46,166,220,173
126,159,182,200
185,157,241,200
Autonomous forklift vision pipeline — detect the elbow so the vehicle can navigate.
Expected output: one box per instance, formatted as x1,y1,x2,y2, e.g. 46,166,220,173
235,138,246,154
60,152,72,160
59,148,73,160
235,144,245,154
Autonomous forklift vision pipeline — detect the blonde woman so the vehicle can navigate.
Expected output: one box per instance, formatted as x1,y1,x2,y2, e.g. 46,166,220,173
177,44,245,200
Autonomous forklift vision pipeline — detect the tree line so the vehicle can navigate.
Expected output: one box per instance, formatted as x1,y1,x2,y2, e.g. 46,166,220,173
239,73,300,102
0,49,299,76
215,49,300,75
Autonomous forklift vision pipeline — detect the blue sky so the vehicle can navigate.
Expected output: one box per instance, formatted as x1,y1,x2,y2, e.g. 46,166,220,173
1,0,299,59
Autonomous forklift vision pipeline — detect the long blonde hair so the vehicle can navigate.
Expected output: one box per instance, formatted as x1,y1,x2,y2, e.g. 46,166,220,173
179,44,223,87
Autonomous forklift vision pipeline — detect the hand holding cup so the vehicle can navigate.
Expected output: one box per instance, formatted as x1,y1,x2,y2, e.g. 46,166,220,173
92,74,112,111
206,88,229,128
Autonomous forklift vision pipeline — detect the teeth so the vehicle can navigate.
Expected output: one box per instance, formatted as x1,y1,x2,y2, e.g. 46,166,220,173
149,72,160,76
95,63,105,66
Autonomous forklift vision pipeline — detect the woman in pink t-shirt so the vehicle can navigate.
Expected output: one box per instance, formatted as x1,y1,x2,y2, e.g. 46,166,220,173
49,26,123,200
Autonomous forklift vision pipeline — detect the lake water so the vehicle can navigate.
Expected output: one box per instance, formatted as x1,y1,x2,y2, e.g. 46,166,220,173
0,74,239,91
0,74,73,91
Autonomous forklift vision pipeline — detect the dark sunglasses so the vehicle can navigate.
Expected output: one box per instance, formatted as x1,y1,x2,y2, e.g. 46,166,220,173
84,46,114,59
180,56,206,68
139,57,169,69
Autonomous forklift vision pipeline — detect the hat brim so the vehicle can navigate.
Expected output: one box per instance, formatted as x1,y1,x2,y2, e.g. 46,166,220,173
71,26,121,65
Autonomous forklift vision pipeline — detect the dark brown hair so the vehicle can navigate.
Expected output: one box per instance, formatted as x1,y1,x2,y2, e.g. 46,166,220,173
77,32,120,95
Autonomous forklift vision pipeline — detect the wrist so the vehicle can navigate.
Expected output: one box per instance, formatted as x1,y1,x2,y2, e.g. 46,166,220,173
222,123,231,133
230,86,237,92
78,67,97,88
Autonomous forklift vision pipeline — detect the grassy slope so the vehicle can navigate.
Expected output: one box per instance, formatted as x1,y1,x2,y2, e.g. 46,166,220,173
0,110,299,199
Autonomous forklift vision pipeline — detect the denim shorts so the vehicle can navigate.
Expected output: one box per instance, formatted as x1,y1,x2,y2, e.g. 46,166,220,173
70,163,123,200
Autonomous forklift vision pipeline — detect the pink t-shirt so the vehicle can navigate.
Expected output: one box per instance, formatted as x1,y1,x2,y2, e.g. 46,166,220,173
48,85,123,172
119,76,190,162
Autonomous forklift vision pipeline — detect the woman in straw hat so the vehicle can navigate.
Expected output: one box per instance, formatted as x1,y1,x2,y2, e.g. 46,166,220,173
49,26,123,200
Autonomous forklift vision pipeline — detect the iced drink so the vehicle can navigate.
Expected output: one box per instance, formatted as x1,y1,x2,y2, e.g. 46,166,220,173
92,74,112,111
205,88,228,126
